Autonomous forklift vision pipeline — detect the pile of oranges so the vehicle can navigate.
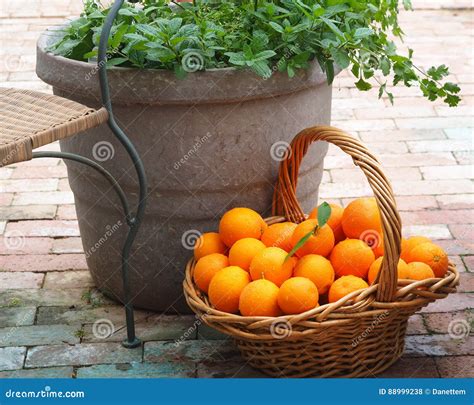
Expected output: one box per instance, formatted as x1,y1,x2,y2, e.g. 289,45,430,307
192,198,449,317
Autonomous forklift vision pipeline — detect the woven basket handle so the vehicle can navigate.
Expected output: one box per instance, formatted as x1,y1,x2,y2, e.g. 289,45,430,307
272,126,402,302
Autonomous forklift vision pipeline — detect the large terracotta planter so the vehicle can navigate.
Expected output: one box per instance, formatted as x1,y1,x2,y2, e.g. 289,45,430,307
37,30,334,313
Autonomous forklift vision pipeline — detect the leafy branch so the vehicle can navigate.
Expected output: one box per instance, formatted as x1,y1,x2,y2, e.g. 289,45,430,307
48,0,461,106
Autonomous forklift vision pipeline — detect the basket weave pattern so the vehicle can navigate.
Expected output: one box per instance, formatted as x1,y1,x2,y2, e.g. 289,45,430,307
183,126,459,378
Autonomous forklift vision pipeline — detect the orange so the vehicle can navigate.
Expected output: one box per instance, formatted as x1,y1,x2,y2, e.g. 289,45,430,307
277,277,319,315
293,254,335,294
249,247,296,287
290,220,335,258
328,275,369,303
406,262,436,280
208,266,250,313
400,236,432,262
309,203,345,243
193,253,229,293
228,238,266,271
341,197,382,241
194,232,227,260
219,207,267,247
239,279,281,317
372,238,384,258
330,239,375,279
405,242,448,277
367,257,409,284
261,222,297,252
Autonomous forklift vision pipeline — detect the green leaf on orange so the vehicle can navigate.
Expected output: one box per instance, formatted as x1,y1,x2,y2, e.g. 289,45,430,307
285,202,332,261
317,201,332,228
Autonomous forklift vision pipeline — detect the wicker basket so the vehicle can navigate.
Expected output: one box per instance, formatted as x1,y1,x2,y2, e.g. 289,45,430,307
183,126,459,378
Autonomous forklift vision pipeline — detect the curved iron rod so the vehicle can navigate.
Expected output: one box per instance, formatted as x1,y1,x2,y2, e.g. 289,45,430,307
98,0,148,348
32,151,132,223
32,150,141,348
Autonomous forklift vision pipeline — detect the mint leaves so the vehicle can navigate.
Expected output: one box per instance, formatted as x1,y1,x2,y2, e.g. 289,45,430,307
49,0,460,106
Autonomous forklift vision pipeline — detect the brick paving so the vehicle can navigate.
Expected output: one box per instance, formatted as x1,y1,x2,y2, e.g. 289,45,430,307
0,0,472,378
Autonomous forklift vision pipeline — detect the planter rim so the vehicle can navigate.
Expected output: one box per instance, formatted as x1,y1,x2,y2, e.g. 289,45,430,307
36,26,339,105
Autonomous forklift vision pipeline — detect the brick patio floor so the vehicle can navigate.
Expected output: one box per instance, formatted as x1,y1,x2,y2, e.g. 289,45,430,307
0,1,472,378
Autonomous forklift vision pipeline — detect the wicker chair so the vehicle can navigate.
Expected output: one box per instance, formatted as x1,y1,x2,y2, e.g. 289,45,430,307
0,0,145,348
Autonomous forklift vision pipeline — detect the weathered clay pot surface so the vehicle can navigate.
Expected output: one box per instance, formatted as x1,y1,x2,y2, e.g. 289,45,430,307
37,30,333,313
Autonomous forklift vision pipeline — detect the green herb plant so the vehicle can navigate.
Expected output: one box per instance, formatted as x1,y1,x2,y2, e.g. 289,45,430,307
49,0,460,106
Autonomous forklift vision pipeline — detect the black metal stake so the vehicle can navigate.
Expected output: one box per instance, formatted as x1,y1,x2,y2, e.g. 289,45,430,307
31,150,144,348
96,0,148,349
